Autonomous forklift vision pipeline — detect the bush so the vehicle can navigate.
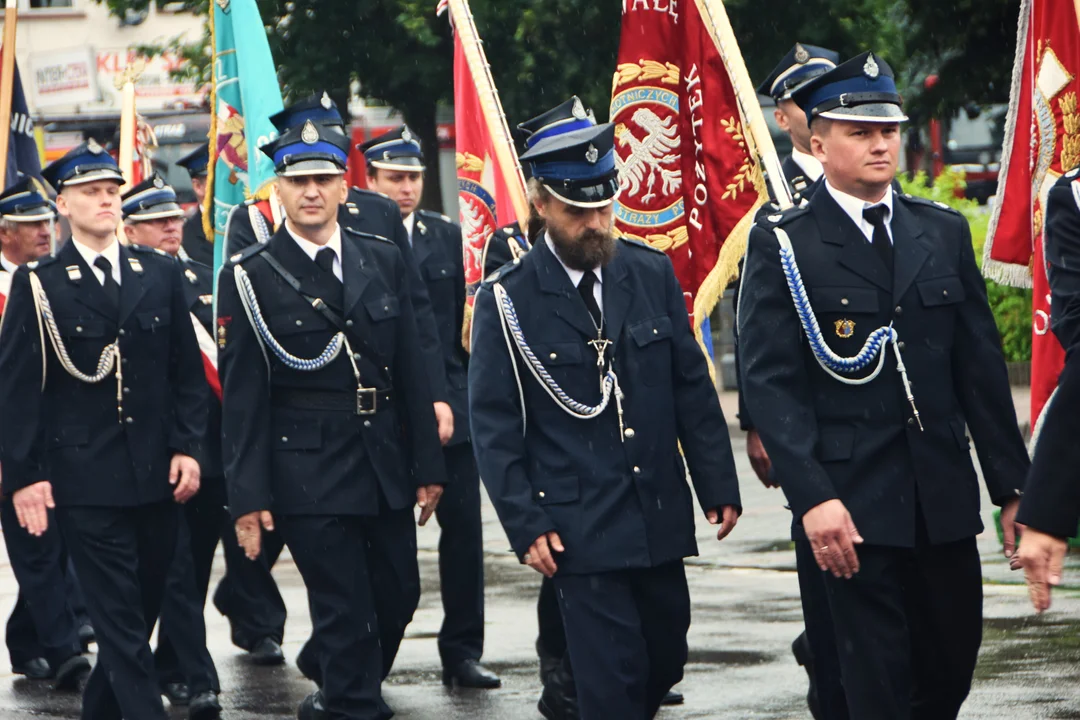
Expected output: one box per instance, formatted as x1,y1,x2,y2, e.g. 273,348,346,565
899,170,1032,362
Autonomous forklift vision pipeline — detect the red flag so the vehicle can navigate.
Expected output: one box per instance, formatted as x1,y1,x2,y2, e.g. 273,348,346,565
452,35,524,306
191,314,221,402
984,0,1080,425
611,1,764,332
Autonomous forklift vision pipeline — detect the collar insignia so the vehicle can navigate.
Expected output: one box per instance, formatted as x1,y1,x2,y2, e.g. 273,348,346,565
185,268,198,284
65,264,80,281
128,257,144,274
199,294,213,305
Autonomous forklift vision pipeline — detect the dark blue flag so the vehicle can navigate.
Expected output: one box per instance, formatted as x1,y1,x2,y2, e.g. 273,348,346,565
4,59,42,188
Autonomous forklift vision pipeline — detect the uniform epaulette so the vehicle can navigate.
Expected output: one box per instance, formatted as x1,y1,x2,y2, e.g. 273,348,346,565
898,193,962,216
350,186,391,201
226,242,266,266
1055,168,1080,188
24,254,59,271
620,237,665,255
758,203,810,228
482,257,523,286
128,244,173,259
418,209,454,224
343,226,392,244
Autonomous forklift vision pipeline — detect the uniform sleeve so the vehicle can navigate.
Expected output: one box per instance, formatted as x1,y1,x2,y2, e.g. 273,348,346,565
217,264,273,518
482,231,515,277
468,284,557,558
390,250,447,488
949,216,1029,504
730,269,755,431
1017,182,1080,534
222,204,258,258
167,259,208,459
0,269,48,493
391,218,449,404
738,225,838,519
662,256,741,513
452,225,468,355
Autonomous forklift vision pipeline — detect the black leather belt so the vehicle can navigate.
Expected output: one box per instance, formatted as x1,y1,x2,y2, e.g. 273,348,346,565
272,387,393,415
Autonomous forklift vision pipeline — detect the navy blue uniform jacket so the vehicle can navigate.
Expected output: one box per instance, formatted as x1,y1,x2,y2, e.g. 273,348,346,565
468,237,740,575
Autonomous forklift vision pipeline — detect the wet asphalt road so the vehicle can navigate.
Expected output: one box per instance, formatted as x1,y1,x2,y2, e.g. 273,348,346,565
0,428,1079,719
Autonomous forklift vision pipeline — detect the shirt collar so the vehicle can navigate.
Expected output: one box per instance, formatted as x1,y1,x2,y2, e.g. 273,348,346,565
284,221,343,264
824,180,893,229
71,236,121,273
791,147,824,182
0,252,18,274
544,232,602,288
402,212,415,243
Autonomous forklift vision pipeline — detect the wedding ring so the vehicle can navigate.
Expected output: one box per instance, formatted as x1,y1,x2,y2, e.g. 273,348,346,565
818,545,829,552
524,553,533,563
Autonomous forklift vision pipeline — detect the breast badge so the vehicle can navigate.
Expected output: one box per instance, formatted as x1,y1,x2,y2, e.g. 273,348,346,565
834,319,856,339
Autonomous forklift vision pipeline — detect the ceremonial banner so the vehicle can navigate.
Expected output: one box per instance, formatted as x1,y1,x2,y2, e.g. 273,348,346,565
205,0,283,273
2,57,41,189
611,1,766,343
983,0,1080,425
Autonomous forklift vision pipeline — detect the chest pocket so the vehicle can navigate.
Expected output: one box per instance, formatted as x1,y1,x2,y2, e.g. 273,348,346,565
423,262,455,282
136,309,172,332
629,316,673,385
916,276,964,308
268,312,332,337
811,287,879,314
533,343,583,366
365,295,400,323
56,316,110,339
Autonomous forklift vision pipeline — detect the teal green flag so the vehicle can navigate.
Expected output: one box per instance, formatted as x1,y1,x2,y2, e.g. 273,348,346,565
207,0,283,273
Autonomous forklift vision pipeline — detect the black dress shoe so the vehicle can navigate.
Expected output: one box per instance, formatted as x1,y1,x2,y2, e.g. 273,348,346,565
52,655,90,691
250,637,285,666
189,690,222,720
442,659,501,689
12,657,51,680
792,632,822,720
77,624,95,652
536,639,560,686
661,689,685,705
537,664,578,720
297,690,328,720
296,646,323,687
162,681,192,706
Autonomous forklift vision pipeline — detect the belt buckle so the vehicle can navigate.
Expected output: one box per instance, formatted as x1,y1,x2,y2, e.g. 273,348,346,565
356,387,377,415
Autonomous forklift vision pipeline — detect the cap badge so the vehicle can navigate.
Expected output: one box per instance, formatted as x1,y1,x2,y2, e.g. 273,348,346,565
585,144,599,164
572,97,587,120
863,54,880,79
320,91,333,110
794,44,810,64
401,126,414,143
301,120,319,145
87,138,104,155
835,319,856,339
153,175,165,189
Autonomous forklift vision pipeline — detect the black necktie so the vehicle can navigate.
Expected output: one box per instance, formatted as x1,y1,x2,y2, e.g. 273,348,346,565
577,271,602,329
93,256,120,307
314,247,340,284
862,205,893,274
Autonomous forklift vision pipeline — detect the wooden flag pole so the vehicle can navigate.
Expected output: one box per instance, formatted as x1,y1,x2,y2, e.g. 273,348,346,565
445,0,530,228
0,0,20,185
115,59,145,193
693,0,793,210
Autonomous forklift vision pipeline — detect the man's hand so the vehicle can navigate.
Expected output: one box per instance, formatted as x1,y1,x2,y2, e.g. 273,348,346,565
706,505,740,541
1000,498,1024,560
235,511,274,561
169,454,201,504
434,402,454,446
12,481,54,537
803,499,864,579
524,531,564,578
746,430,776,488
1016,528,1068,614
417,484,444,527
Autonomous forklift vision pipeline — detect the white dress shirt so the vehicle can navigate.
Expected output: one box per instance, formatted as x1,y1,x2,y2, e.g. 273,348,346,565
824,181,895,244
0,252,18,275
71,237,122,286
402,212,416,246
545,233,603,313
790,147,824,182
285,221,344,281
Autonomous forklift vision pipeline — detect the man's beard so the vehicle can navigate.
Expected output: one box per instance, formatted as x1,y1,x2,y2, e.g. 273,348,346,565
548,222,617,271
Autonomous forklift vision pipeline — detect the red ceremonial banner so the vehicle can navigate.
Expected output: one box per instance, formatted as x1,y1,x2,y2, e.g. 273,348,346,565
611,0,764,332
984,0,1080,426
452,35,522,306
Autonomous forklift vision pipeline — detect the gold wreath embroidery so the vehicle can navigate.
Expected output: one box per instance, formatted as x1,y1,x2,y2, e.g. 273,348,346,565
1060,92,1080,173
456,152,484,174
623,225,689,252
612,60,680,92
720,117,754,201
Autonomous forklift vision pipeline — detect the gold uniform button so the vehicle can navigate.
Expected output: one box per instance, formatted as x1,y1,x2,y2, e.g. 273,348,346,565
841,298,849,306
550,352,557,360
76,326,83,333
624,428,636,438
633,466,641,475
125,417,134,425
942,289,949,298
346,320,354,328
295,320,303,326
538,491,546,498
118,329,126,336
363,420,372,428
653,328,659,335
281,436,288,442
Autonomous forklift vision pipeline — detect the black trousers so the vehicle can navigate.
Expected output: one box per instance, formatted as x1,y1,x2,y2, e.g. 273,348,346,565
434,442,485,666
57,501,179,720
537,575,567,659
213,518,287,650
155,476,227,694
277,509,419,720
794,537,849,720
554,561,690,720
1,500,82,668
821,533,982,720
